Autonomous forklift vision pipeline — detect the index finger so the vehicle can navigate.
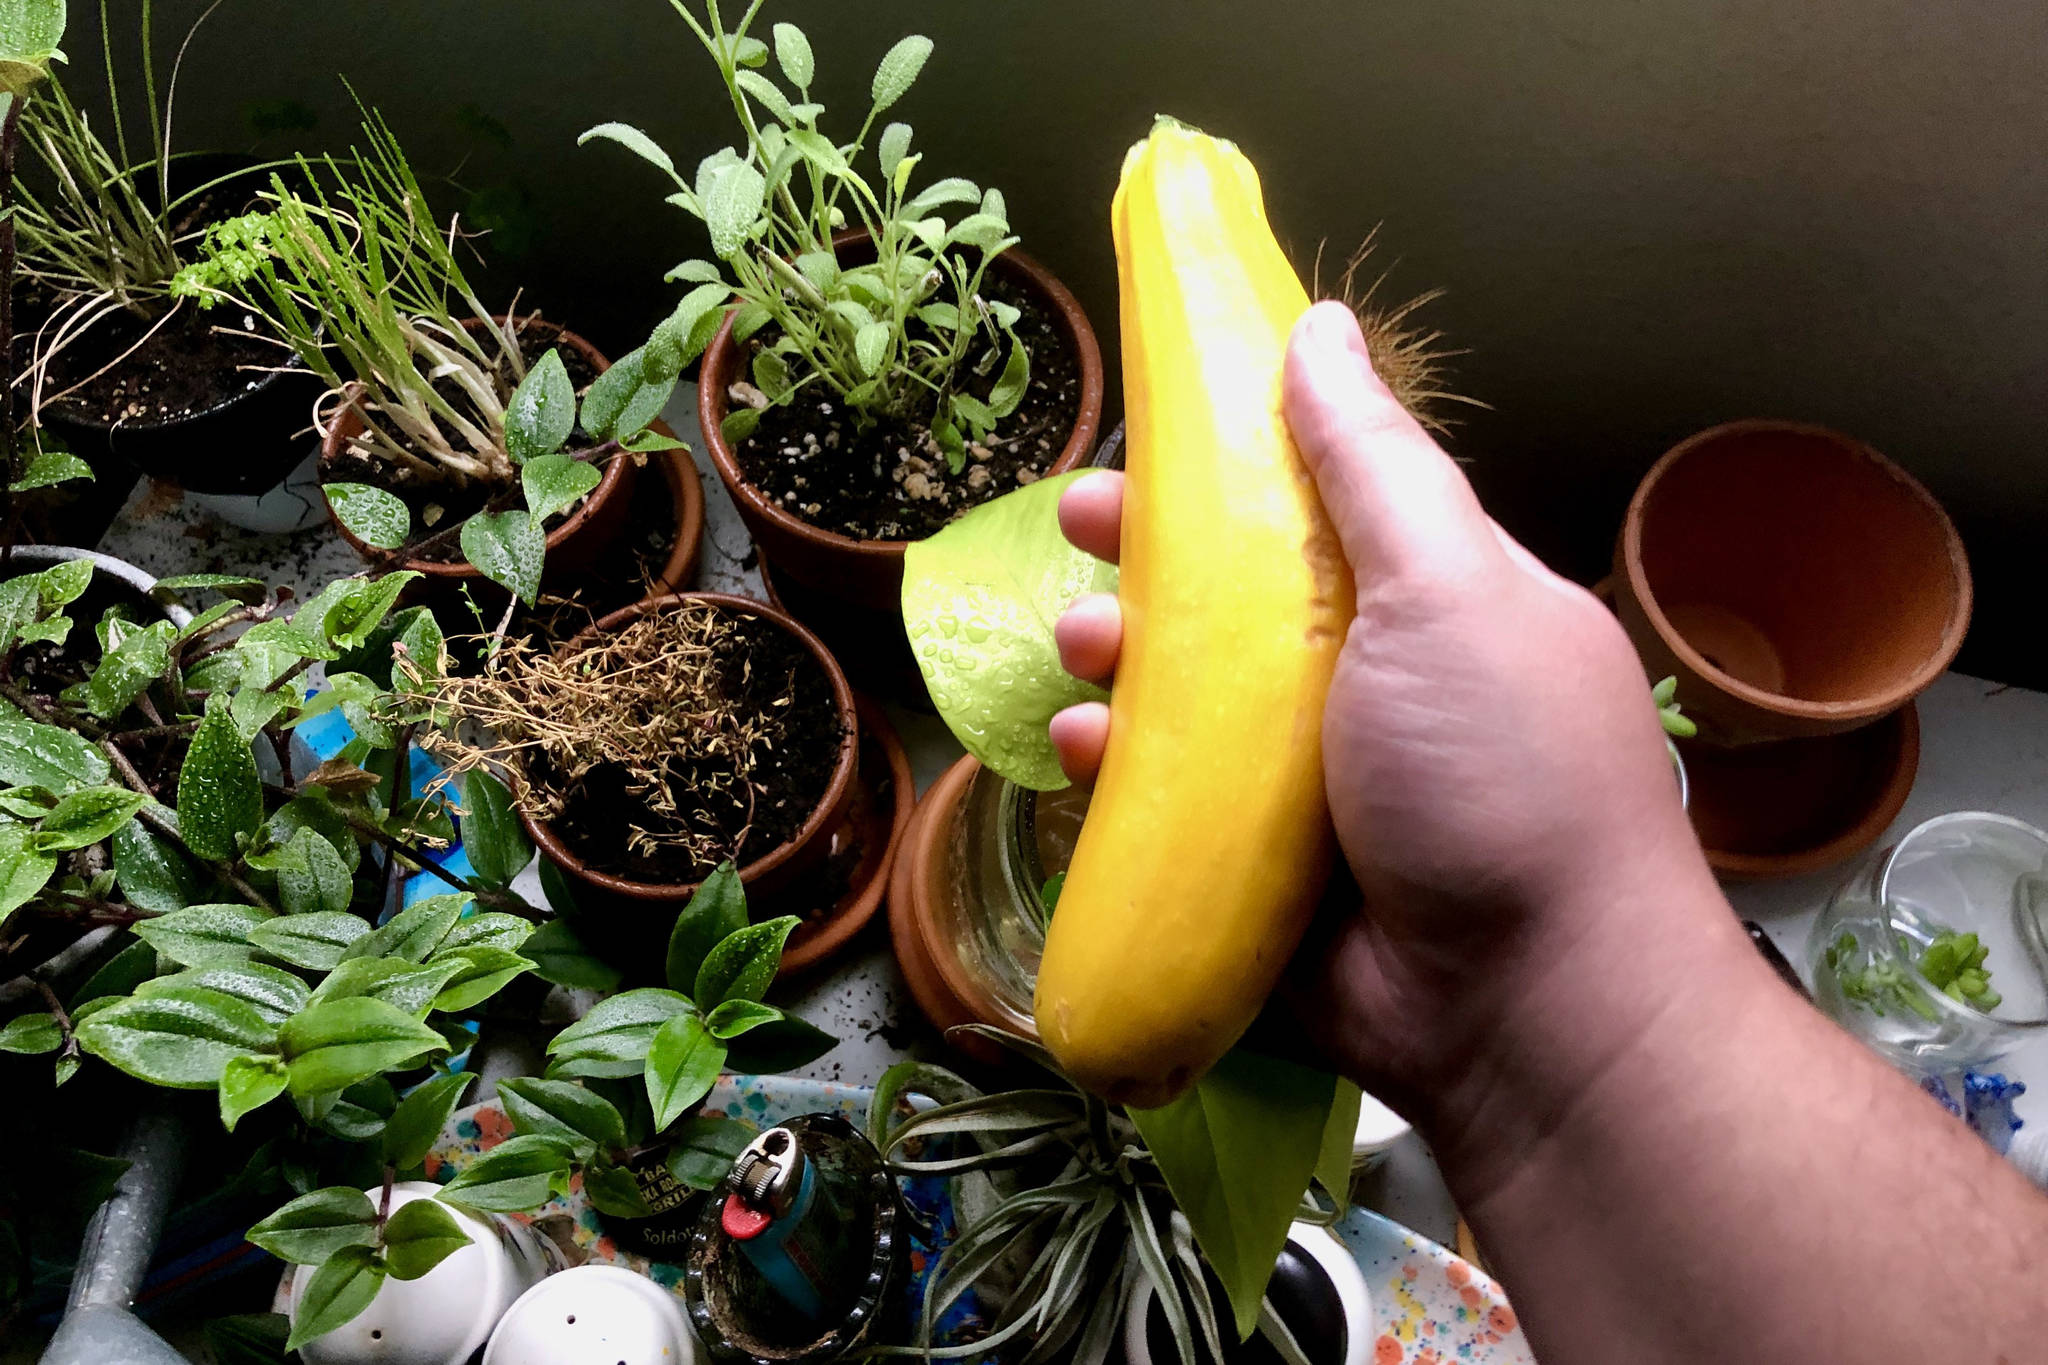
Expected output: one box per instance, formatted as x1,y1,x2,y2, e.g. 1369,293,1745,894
1058,471,1123,566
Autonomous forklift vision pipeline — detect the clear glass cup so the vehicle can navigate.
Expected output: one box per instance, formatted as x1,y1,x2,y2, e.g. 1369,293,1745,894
1807,811,2048,1072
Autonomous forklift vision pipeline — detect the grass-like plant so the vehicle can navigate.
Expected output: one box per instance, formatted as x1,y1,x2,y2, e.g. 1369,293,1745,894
175,104,681,603
585,0,1032,472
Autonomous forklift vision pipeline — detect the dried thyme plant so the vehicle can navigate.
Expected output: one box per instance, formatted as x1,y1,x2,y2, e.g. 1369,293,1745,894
409,603,795,868
1317,230,1485,435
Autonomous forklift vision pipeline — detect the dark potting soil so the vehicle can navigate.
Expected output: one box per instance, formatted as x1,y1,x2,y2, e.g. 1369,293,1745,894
320,321,603,564
519,455,684,646
730,272,1082,541
39,301,296,432
543,610,846,884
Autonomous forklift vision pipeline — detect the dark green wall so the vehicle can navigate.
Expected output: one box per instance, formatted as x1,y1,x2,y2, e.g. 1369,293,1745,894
76,0,2048,685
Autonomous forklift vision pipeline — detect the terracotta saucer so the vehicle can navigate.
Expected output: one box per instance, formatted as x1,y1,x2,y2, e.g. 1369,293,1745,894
773,695,916,977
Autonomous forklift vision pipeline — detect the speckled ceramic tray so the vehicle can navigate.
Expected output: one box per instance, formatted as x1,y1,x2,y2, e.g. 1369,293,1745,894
424,1076,1534,1363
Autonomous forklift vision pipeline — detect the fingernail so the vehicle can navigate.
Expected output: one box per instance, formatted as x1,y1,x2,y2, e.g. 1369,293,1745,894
1301,301,1368,360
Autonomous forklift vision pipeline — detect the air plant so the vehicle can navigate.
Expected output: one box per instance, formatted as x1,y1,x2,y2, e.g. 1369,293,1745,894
1321,230,1486,435
865,1027,1333,1365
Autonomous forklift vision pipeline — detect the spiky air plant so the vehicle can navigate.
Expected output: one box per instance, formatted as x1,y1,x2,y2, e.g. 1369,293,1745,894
1318,229,1486,435
864,1027,1336,1365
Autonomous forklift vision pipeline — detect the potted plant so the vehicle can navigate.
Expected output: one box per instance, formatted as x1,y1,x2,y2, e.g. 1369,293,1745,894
171,103,689,615
583,2,1104,623
9,0,321,536
411,592,860,971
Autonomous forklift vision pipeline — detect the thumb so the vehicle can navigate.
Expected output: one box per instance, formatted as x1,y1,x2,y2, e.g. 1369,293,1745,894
1283,301,1499,588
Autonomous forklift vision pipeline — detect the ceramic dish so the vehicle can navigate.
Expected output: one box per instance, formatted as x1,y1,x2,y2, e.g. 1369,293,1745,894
419,1077,1533,1364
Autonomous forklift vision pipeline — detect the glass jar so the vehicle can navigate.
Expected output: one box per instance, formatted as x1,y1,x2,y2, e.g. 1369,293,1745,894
925,766,1091,1036
1807,811,2048,1072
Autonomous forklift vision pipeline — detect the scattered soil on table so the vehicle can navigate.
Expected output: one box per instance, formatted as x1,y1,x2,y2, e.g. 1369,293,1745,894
319,319,601,564
730,272,1082,541
422,601,846,884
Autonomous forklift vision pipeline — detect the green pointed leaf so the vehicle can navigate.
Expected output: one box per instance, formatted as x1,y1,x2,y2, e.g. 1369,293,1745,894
437,1133,575,1212
666,1114,757,1190
9,449,91,490
0,714,110,791
382,1071,473,1170
521,916,622,992
694,915,800,1008
504,348,576,465
878,122,912,179
645,1012,726,1132
579,346,677,444
665,860,747,993
277,828,354,917
248,1188,378,1266
280,997,445,1097
153,572,266,603
720,406,763,446
577,122,677,179
772,22,814,87
498,1077,628,1162
321,573,420,651
870,34,933,113
1128,1052,1337,1340
74,985,278,1089
32,784,140,850
251,911,373,971
178,700,264,860
141,961,309,1025
346,894,468,964
902,177,981,218
307,956,462,1020
544,987,693,1080
111,817,199,913
85,620,175,720
986,340,1030,421
286,1245,385,1352
382,1197,471,1280
735,69,797,128
901,470,1113,789
220,1053,290,1131
322,484,410,551
132,903,273,966
724,1012,836,1074
0,821,56,925
459,510,545,607
664,259,724,285
430,946,533,1012
459,768,532,890
645,283,731,377
70,939,160,1007
439,913,533,954
0,1012,61,1054
704,998,781,1041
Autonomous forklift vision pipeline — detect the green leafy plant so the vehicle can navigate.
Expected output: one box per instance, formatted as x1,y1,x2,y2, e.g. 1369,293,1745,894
443,863,834,1223
866,1027,1355,1363
585,1,1032,472
1828,927,2002,1020
171,103,680,603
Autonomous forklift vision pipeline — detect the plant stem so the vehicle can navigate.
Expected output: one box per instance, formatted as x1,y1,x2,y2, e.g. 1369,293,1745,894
0,681,108,738
380,725,415,913
2,94,24,566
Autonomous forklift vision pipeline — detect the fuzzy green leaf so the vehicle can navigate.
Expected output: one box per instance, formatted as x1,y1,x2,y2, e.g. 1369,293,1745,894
133,903,273,966
854,321,892,377
280,997,445,1097
178,701,264,860
578,122,676,179
323,484,410,551
870,34,933,113
703,160,767,259
771,22,814,87
901,470,1114,789
74,985,278,1089
277,828,353,918
878,121,912,179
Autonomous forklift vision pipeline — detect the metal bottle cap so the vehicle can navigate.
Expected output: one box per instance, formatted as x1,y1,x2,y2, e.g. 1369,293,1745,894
727,1126,807,1218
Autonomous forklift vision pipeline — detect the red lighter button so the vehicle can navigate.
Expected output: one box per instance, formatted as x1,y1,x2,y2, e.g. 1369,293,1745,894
721,1193,772,1241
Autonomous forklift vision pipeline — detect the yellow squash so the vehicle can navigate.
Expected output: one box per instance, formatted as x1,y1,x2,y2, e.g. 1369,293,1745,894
1034,120,1353,1107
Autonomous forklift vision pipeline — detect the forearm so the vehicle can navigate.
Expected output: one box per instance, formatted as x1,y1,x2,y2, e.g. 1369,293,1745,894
1428,871,2048,1364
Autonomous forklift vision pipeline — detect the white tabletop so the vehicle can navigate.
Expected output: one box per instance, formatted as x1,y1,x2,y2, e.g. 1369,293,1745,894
95,386,2048,1249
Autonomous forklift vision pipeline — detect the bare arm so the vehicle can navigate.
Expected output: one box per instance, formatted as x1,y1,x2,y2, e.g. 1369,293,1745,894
1052,301,2048,1364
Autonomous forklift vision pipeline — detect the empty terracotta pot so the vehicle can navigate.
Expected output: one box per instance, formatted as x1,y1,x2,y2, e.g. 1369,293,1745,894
1614,421,1970,745
1677,702,1921,879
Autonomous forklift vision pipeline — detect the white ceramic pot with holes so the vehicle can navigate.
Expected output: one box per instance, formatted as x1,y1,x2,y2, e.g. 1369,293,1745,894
484,1264,699,1365
1122,1221,1373,1365
286,1183,558,1365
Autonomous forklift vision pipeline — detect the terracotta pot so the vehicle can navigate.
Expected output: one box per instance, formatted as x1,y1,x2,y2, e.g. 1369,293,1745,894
320,316,639,595
699,234,1105,613
1614,420,1970,745
776,695,915,976
1677,701,1920,880
885,755,1044,1062
522,593,860,965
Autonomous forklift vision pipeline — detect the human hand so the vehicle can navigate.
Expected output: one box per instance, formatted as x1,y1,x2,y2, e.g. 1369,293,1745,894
1049,301,1728,1118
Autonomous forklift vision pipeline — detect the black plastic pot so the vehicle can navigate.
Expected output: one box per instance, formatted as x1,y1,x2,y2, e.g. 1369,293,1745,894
33,155,320,505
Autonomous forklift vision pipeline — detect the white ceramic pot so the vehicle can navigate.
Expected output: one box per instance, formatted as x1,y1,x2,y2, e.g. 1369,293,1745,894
1122,1221,1373,1365
286,1183,558,1365
484,1264,699,1365
1351,1091,1412,1178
